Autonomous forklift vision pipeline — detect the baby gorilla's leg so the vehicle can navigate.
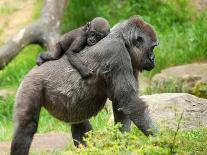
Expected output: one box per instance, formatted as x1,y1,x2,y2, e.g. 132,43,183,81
66,50,94,78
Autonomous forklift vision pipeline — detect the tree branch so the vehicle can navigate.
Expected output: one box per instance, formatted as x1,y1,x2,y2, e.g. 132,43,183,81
0,0,68,70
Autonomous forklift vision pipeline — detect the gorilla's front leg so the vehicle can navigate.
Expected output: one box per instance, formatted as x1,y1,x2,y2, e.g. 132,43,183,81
124,97,158,136
71,120,93,147
112,101,131,132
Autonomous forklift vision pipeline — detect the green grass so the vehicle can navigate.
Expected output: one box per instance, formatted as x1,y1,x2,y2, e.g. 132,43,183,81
0,5,18,15
0,45,42,88
64,125,207,155
144,77,187,95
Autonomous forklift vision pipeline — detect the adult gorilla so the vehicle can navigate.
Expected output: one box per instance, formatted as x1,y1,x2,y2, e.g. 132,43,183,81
11,16,159,155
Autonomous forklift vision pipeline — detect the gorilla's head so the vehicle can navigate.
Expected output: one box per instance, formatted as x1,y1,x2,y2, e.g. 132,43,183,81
112,16,159,71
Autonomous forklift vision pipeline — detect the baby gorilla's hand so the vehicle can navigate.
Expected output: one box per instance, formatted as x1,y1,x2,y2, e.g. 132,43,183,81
36,52,57,66
36,54,46,66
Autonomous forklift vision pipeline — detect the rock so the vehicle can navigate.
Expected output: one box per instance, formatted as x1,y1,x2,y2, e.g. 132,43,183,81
0,132,71,154
152,63,207,98
141,93,207,129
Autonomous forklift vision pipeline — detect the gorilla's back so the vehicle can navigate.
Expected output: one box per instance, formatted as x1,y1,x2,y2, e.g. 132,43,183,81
19,35,121,123
24,55,107,123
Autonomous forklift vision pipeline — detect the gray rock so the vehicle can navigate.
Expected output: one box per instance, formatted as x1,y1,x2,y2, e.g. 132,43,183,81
152,63,207,98
141,93,207,129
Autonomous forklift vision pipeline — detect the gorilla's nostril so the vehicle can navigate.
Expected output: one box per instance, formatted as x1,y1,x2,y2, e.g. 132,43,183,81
150,55,154,61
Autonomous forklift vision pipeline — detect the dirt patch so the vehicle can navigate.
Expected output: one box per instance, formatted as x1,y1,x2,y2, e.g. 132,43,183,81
0,88,16,98
0,0,36,44
0,132,71,154
190,0,207,12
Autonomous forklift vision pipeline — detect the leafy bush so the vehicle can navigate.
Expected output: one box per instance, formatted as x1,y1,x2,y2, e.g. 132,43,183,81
64,124,207,155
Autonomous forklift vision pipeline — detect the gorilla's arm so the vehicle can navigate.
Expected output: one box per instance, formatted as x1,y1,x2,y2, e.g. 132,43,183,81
111,69,157,135
107,46,157,136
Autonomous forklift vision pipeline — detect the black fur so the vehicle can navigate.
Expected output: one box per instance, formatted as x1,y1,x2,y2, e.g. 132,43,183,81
71,120,92,147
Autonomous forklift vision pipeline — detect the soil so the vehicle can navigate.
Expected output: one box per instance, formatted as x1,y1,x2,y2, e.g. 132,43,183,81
0,0,36,44
0,132,71,154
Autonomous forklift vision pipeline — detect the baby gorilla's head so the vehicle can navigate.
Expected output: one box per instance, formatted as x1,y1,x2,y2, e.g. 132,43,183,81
85,17,110,46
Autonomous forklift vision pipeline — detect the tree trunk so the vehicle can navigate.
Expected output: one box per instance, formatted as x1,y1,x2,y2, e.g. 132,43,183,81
0,0,68,70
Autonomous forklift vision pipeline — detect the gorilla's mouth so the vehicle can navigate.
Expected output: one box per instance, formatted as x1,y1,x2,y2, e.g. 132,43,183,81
87,39,96,46
144,61,155,71
144,53,155,71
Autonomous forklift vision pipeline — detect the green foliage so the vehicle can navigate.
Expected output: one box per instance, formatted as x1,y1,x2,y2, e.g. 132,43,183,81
0,97,13,140
64,124,207,155
145,78,187,95
192,82,207,98
62,0,192,32
0,45,42,88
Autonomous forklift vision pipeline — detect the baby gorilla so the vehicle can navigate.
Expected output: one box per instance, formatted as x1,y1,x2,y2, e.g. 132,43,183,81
37,17,110,78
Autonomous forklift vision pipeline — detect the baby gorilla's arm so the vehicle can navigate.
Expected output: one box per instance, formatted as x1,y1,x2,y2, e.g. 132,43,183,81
66,37,94,78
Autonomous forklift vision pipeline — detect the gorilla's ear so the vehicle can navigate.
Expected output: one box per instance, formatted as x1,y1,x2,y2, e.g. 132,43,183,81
85,22,91,32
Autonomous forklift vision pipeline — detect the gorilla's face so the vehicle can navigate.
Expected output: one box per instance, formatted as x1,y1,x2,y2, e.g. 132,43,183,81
127,25,158,71
136,35,158,71
87,31,106,46
86,18,110,46
111,17,158,72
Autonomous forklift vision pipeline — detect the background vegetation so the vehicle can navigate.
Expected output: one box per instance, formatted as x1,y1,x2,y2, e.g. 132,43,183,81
0,0,206,154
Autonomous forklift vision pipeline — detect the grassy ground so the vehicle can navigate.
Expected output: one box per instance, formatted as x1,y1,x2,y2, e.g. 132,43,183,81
64,126,207,155
0,0,207,154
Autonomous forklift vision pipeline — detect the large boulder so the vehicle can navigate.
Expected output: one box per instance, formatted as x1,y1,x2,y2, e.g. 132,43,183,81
141,93,207,129
152,63,207,98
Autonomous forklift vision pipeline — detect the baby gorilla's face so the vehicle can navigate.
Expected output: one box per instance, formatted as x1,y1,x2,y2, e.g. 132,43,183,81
86,17,110,46
87,30,106,46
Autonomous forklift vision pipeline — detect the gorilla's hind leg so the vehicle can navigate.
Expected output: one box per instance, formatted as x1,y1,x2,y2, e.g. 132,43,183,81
11,81,42,155
10,104,41,155
11,121,38,155
71,120,93,147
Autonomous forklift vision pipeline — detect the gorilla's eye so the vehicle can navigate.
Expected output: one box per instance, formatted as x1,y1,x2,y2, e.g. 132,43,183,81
137,36,144,43
90,32,95,37
96,35,101,40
